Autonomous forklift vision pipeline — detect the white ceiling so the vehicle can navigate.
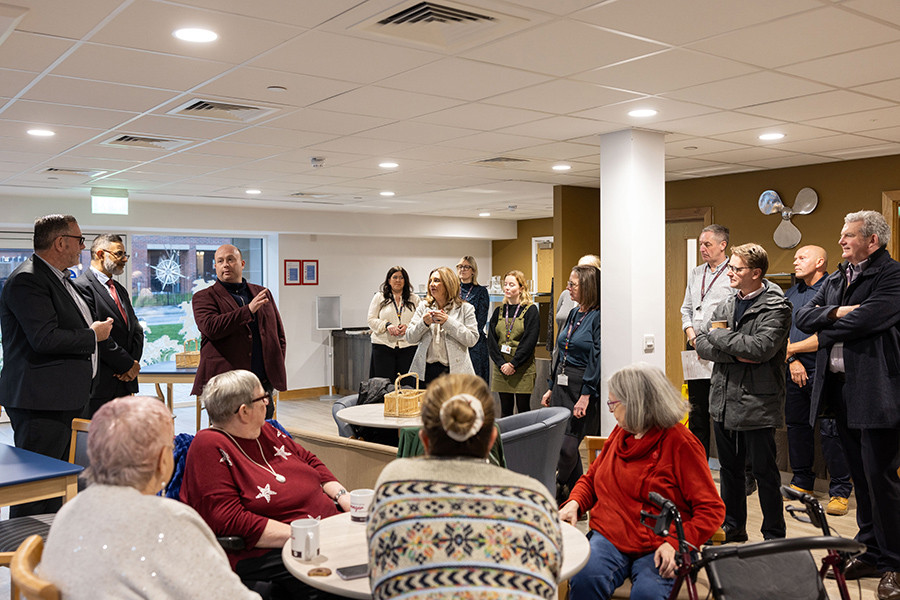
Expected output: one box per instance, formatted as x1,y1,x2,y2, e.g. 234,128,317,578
2,0,900,219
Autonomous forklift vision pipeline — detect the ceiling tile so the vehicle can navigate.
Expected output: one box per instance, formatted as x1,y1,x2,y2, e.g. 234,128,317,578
844,0,900,26
266,109,391,136
496,116,619,141
23,75,179,112
740,90,892,122
13,0,125,39
310,86,462,120
193,67,359,108
1,99,137,129
575,0,819,46
378,58,551,101
741,154,840,169
250,30,441,84
438,131,545,155
505,140,602,161
219,126,334,148
665,138,750,157
665,71,832,110
462,20,665,77
415,103,547,131
305,135,416,156
167,0,362,28
358,121,477,145
653,111,780,137
763,133,886,153
0,32,74,72
708,123,841,146
52,43,231,90
852,78,900,102
689,6,900,68
485,79,639,115
124,114,241,140
690,146,797,163
0,69,38,98
187,140,286,160
780,41,900,88
802,105,900,132
573,97,716,125
90,0,304,63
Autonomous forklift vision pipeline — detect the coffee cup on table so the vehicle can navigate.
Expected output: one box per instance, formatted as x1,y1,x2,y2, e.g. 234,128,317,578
350,489,375,522
710,320,728,329
291,517,320,561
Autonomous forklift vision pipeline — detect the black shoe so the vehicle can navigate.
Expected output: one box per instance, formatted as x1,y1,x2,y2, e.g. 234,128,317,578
827,557,880,580
721,524,748,543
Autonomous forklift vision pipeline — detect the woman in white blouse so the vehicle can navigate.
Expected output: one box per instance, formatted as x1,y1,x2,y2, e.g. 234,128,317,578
368,266,420,379
406,266,478,385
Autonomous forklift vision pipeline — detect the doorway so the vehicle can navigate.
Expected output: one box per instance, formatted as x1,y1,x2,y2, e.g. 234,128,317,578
532,236,553,293
665,208,712,388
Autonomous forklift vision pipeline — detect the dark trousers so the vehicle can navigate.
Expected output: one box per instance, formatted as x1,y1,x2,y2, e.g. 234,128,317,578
370,343,417,381
687,378,711,458
785,371,852,497
424,362,449,386
713,421,785,539
499,392,531,417
236,549,342,600
6,406,83,517
827,372,900,571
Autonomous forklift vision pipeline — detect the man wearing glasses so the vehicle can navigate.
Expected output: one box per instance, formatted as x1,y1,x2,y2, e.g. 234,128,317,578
0,214,113,517
694,243,791,544
73,234,143,417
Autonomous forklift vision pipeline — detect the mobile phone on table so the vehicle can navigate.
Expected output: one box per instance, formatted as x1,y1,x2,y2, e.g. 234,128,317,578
336,563,369,580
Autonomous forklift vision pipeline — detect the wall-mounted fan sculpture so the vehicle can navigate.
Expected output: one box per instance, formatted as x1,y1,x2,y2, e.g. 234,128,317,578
758,187,818,249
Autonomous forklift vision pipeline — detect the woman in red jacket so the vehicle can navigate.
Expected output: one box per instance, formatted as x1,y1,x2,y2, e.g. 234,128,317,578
559,363,725,600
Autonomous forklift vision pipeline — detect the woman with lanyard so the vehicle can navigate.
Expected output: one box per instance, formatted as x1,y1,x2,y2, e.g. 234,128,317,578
367,266,420,379
488,270,540,417
542,264,601,503
457,256,490,384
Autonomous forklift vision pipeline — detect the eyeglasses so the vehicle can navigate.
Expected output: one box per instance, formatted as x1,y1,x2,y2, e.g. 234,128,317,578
566,281,579,289
59,234,85,245
607,399,621,411
234,391,271,413
456,264,473,271
102,249,130,259
727,265,752,274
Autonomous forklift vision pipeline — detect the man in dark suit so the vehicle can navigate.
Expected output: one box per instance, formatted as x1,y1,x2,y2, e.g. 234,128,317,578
0,214,113,516
796,210,900,600
191,244,286,418
73,234,143,417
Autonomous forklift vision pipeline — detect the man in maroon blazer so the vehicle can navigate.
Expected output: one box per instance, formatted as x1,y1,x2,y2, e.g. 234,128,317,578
191,244,286,417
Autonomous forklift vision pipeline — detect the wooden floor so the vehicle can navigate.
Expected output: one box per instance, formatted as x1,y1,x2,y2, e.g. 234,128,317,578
0,394,882,598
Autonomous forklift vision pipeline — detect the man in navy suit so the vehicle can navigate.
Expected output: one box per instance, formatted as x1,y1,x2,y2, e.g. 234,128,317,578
73,234,143,417
191,244,286,418
0,214,113,516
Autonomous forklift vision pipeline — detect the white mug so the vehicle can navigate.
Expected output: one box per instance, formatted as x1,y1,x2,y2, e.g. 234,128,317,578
350,489,375,522
291,517,320,561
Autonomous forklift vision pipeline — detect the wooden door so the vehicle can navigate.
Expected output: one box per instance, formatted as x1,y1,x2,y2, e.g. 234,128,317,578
665,218,706,388
536,245,553,293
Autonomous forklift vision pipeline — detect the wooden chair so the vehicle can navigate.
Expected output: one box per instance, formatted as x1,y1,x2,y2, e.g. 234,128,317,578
584,435,608,464
10,535,59,600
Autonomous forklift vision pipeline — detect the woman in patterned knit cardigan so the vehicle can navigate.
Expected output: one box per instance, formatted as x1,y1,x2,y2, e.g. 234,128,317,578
367,373,563,600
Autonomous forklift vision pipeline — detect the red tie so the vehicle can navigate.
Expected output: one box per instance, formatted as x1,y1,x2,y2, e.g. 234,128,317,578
107,279,128,322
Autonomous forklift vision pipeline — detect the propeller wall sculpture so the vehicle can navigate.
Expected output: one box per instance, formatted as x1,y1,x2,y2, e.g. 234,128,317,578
758,187,819,249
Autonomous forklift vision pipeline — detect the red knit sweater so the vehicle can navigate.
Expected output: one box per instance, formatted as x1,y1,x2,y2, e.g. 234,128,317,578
568,423,724,554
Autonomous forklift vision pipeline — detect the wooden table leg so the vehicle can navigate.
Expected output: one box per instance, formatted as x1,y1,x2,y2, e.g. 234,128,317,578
196,396,202,431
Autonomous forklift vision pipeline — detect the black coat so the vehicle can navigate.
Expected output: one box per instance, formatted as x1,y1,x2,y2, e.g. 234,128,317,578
0,255,95,412
73,268,143,400
795,246,900,428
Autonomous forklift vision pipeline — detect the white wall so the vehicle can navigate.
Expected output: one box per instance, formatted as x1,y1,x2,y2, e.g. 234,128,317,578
278,234,491,389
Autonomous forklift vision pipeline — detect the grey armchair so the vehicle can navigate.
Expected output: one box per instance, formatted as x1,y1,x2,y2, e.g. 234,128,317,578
496,406,570,494
332,394,359,438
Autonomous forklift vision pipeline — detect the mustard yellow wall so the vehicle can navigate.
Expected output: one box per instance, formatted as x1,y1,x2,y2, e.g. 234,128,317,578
491,217,553,278
553,185,601,291
667,154,900,274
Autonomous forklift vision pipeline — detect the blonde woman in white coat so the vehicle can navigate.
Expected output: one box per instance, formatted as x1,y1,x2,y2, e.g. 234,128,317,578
407,266,478,385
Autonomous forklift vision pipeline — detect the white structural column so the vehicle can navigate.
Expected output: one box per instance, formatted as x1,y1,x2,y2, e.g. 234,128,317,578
599,129,666,434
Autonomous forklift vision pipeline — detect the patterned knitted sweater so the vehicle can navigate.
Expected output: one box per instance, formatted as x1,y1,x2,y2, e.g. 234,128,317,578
367,457,562,600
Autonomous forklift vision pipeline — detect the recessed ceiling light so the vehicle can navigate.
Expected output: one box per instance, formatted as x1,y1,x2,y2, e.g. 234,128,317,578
479,212,491,217
245,189,261,195
27,129,55,137
173,28,218,43
552,164,571,171
759,132,785,141
628,109,658,118
379,162,399,169
380,191,395,197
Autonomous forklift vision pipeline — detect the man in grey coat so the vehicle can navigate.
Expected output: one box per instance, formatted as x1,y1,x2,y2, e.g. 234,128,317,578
695,243,791,543
796,211,900,599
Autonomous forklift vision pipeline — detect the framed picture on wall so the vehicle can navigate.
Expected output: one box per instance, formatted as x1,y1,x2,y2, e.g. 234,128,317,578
302,259,319,285
284,260,301,285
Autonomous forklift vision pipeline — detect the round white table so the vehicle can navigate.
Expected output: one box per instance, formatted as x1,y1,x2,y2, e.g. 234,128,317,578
281,512,590,599
336,403,422,430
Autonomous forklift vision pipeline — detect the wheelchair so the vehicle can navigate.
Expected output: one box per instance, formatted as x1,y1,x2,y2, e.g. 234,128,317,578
639,486,866,600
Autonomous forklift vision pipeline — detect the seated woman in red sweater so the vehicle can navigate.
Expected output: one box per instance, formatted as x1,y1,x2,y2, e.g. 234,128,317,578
181,369,351,599
559,363,725,600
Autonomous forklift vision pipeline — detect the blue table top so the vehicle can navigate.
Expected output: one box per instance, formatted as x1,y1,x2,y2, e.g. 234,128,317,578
0,444,83,487
141,360,197,375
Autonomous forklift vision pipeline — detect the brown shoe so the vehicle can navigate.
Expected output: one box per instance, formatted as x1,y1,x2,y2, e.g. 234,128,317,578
826,496,849,516
828,557,881,580
878,571,900,600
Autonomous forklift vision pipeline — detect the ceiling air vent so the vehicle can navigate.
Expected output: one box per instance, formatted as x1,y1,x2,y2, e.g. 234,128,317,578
353,1,529,49
101,135,193,151
167,99,278,123
289,192,335,200
473,156,530,168
41,167,107,178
